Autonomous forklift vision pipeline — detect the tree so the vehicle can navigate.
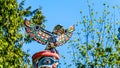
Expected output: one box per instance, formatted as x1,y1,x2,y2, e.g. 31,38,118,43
64,0,120,68
0,0,45,68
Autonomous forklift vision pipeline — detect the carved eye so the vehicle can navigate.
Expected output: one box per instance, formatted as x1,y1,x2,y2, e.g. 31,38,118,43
34,25,40,31
43,59,51,64
40,58,53,65
38,57,59,68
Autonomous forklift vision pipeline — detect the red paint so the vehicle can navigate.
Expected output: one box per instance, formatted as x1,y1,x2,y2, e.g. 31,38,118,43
32,50,60,62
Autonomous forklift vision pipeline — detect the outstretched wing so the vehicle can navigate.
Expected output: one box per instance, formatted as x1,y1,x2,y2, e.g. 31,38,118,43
55,25,75,46
24,19,52,45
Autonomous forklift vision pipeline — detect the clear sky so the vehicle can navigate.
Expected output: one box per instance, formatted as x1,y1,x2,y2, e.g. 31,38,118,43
17,0,120,68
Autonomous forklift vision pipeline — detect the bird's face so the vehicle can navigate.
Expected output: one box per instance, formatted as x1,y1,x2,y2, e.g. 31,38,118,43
53,25,65,35
54,29,64,35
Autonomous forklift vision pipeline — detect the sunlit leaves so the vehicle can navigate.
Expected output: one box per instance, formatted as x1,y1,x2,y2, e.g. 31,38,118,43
105,47,112,52
66,1,120,68
87,44,93,50
96,42,101,47
0,0,45,68
31,10,45,25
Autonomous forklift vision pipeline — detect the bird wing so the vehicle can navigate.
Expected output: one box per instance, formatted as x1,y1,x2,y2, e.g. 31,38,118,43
55,25,75,46
24,19,52,45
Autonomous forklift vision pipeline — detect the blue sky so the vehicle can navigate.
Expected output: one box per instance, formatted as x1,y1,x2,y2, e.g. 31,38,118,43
17,0,120,67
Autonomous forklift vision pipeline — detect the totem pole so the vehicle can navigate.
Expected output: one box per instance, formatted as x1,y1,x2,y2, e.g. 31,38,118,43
24,19,75,68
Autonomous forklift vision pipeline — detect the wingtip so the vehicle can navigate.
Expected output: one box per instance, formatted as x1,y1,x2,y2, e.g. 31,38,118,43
24,18,30,27
72,25,75,31
70,25,75,32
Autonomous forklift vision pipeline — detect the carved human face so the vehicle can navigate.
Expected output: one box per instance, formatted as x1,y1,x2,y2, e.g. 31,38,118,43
38,57,59,68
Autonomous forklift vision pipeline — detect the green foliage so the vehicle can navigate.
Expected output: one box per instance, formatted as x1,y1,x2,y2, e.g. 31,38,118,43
64,1,120,68
31,9,45,25
0,0,45,68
